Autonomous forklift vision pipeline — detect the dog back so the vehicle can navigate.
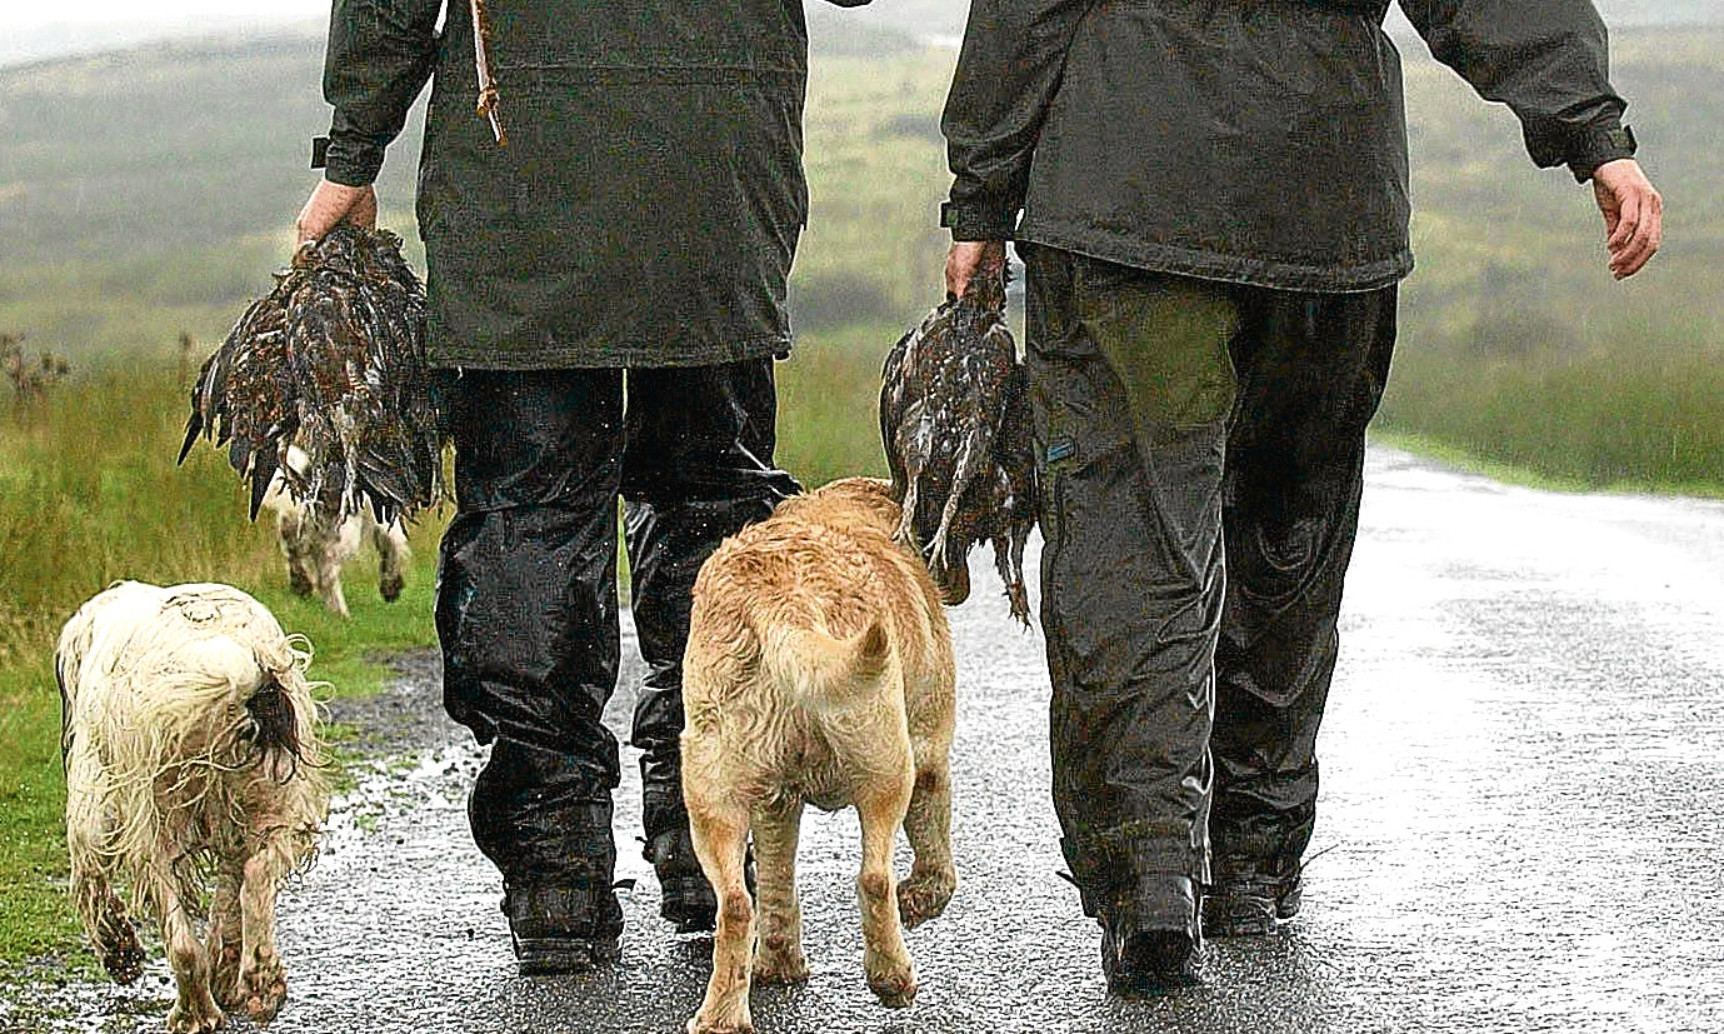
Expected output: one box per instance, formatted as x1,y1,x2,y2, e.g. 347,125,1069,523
683,479,953,804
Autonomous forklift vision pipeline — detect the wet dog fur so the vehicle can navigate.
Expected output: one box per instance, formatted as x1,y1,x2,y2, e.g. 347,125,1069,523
680,477,957,1034
57,581,326,1033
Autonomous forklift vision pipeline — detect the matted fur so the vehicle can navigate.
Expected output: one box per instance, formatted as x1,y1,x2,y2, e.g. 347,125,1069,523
681,478,958,1034
58,581,328,1033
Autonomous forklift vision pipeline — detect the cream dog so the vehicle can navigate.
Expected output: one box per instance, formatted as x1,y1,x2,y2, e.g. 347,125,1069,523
680,477,957,1034
58,581,326,1032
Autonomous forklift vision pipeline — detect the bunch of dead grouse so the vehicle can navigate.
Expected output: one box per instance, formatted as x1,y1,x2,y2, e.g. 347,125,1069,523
180,226,443,526
880,269,1037,624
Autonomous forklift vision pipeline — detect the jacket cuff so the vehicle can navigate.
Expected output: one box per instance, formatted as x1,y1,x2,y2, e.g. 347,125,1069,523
940,200,1017,241
1568,125,1638,183
316,128,387,188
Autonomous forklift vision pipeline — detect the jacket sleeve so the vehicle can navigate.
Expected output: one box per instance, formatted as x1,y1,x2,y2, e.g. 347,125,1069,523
940,0,1095,239
321,0,444,187
1398,0,1637,181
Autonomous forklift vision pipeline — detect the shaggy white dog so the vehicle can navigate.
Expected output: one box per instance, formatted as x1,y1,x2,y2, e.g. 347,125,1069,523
261,446,411,619
58,581,327,1033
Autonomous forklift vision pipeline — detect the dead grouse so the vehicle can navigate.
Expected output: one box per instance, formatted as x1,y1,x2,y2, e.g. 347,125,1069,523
880,269,1038,624
179,225,443,527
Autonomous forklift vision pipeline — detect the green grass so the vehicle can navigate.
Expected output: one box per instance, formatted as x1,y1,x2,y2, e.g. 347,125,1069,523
0,686,79,967
777,325,899,487
1376,337,1724,494
1370,26,1724,486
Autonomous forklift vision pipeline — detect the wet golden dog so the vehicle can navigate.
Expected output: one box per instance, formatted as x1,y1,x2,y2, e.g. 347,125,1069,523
58,582,327,1033
681,477,957,1034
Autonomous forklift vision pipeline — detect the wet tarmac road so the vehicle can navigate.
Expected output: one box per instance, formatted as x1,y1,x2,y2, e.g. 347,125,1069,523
8,445,1724,1034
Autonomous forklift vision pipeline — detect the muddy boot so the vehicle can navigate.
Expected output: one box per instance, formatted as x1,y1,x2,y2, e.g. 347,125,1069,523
1102,924,1201,996
1096,874,1203,996
646,826,715,933
1202,857,1303,938
480,790,626,976
503,880,624,976
644,825,757,934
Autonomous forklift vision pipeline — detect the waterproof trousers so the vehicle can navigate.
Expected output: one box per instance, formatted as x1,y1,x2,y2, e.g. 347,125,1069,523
435,362,799,903
1023,244,1395,933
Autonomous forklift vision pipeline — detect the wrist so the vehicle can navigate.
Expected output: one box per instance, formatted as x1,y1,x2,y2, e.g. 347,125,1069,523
315,130,385,188
1569,125,1638,183
940,199,1018,241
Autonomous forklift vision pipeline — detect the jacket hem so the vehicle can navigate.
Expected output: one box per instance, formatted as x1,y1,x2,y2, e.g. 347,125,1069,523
426,333,793,371
1017,224,1412,295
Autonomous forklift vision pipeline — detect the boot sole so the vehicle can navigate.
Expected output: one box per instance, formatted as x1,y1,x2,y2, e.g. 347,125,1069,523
515,936,621,976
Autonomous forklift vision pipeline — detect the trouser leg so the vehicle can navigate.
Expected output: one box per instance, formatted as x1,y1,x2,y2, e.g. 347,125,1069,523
435,368,625,937
620,360,799,927
1025,245,1241,937
622,358,800,841
1210,288,1398,876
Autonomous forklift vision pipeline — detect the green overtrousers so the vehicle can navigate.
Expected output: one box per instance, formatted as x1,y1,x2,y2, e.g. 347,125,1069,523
1024,244,1396,931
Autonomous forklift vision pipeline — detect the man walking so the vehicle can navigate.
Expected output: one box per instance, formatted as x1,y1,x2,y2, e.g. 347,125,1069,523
941,0,1662,994
295,0,870,974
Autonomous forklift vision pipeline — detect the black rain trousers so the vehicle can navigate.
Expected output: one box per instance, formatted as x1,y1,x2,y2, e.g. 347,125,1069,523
435,361,799,893
1024,244,1395,931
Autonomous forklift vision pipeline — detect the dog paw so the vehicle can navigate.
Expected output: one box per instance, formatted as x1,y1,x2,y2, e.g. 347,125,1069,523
687,1012,754,1034
209,946,242,1007
867,965,918,1009
896,873,955,929
100,938,145,986
96,899,145,984
166,1002,225,1034
753,947,810,985
239,963,287,1024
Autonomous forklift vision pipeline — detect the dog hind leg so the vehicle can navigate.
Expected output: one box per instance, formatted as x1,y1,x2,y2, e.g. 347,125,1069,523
278,511,315,598
236,844,291,1024
687,794,756,1034
374,520,409,602
897,762,957,929
142,859,224,1034
65,755,144,984
317,538,350,618
750,799,808,985
206,863,243,1008
856,757,917,1008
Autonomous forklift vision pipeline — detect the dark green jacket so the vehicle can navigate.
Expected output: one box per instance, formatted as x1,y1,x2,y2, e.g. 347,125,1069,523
322,0,868,370
941,0,1638,293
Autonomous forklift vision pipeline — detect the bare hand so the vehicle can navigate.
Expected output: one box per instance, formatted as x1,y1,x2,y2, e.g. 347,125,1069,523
1591,159,1662,280
294,180,378,248
945,240,1008,300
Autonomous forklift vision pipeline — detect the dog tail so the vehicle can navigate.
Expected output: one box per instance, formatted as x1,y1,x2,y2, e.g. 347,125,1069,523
762,620,891,706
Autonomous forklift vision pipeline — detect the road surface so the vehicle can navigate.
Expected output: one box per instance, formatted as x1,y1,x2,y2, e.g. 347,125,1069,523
7,445,1723,1034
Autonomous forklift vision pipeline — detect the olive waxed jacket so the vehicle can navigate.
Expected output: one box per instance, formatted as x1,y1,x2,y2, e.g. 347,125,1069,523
941,0,1639,293
321,0,869,370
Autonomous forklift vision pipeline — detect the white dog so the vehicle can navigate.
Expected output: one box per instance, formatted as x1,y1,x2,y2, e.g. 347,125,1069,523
58,581,327,1033
261,446,412,618
681,478,958,1034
